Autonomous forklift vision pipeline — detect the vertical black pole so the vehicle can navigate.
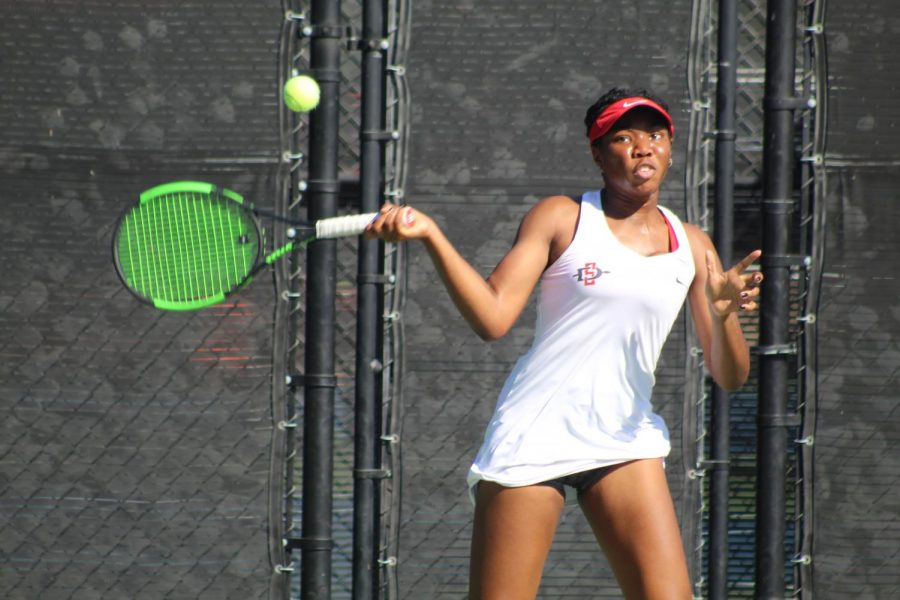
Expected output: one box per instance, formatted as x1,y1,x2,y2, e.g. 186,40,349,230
756,0,796,596
709,0,738,596
352,0,388,598
301,0,342,597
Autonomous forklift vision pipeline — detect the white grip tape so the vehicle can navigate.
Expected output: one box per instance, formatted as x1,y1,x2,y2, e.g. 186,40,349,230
315,212,378,239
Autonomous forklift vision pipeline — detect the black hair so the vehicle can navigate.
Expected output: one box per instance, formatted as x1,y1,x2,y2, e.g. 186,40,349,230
583,87,671,140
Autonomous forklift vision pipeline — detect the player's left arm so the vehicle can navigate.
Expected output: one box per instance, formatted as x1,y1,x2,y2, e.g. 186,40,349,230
684,224,763,391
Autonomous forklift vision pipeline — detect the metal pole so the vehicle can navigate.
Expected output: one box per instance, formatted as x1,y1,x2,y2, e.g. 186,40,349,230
352,0,388,598
756,0,797,596
709,0,738,596
301,0,342,596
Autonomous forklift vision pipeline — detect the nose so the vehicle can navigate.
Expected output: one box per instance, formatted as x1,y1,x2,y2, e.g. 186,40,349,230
631,133,652,156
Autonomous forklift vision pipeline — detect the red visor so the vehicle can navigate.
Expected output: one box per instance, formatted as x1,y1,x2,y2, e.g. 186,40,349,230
588,96,674,144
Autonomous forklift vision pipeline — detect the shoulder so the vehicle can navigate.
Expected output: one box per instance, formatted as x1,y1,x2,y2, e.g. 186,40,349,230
680,223,718,292
682,222,714,253
680,222,716,274
519,195,580,234
514,196,581,264
529,194,580,216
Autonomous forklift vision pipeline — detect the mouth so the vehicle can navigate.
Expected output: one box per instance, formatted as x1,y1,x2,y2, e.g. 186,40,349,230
633,163,657,180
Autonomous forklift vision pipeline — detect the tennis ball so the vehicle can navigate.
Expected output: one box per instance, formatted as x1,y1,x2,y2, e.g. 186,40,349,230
284,75,320,112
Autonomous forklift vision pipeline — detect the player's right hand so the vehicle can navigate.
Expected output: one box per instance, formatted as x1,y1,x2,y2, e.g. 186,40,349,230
365,203,432,242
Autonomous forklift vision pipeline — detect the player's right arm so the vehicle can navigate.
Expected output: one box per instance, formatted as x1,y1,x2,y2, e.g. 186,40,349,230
366,196,577,341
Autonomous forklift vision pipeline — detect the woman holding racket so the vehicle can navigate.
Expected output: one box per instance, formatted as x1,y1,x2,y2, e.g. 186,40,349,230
367,87,762,599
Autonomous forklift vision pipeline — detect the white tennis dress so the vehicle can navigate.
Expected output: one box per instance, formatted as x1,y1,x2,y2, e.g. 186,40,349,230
467,190,696,500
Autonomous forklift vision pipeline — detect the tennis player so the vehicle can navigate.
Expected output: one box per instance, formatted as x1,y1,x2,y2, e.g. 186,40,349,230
367,87,762,599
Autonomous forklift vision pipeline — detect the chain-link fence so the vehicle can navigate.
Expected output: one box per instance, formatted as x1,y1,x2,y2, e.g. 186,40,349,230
0,2,286,598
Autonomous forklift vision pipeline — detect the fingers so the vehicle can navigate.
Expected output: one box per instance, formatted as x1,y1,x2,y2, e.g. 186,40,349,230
740,270,764,289
728,251,764,313
733,249,762,274
738,300,759,312
707,249,766,317
363,203,394,239
364,203,418,241
737,282,760,308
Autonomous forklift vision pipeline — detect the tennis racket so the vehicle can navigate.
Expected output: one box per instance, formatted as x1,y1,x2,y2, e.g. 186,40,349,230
113,180,376,311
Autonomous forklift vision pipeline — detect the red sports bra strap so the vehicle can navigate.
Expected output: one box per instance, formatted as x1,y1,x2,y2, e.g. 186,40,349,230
659,209,679,252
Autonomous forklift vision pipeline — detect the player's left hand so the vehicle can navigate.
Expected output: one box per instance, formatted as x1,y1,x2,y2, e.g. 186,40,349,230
705,249,763,317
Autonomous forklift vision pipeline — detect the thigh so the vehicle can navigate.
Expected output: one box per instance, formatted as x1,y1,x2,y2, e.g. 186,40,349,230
469,481,565,600
577,459,691,600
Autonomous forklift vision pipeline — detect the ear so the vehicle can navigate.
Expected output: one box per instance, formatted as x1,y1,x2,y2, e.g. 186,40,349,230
590,143,604,170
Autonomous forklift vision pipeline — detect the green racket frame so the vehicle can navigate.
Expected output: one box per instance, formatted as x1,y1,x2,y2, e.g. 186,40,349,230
113,181,267,311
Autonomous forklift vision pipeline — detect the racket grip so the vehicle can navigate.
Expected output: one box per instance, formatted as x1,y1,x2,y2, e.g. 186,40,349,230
315,212,378,239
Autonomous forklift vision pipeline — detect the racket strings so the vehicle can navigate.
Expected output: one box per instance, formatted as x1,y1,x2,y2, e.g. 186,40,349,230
118,191,259,304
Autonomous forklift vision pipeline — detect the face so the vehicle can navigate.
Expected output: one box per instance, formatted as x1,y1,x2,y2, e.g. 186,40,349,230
590,108,673,196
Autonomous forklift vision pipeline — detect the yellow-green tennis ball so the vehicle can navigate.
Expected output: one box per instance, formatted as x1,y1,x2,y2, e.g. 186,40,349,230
284,75,320,112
